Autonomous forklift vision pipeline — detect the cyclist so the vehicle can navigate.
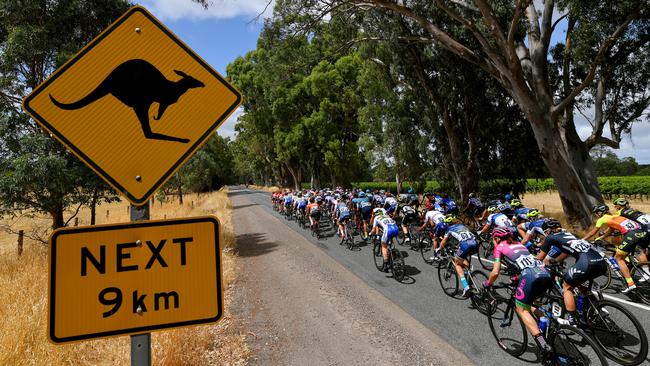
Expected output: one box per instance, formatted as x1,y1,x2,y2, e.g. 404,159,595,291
371,207,400,272
536,219,608,325
517,209,546,248
437,215,479,297
479,204,517,236
296,194,308,219
583,204,650,293
384,192,398,217
283,190,293,215
373,190,385,208
614,197,650,230
306,197,321,231
397,198,419,244
356,191,373,238
417,202,447,260
510,199,530,224
463,192,484,220
407,188,420,210
483,228,554,357
440,194,459,215
335,197,352,241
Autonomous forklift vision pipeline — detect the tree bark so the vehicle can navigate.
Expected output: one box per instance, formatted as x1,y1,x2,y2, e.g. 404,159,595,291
50,204,64,229
90,188,98,225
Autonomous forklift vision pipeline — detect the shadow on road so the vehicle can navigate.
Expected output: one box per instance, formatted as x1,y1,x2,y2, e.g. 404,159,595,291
228,189,258,197
233,203,259,210
235,232,279,257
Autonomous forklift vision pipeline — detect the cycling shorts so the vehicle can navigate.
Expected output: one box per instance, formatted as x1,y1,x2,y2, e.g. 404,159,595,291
446,207,459,215
382,224,399,244
339,214,350,223
515,267,553,310
563,251,608,287
402,212,418,226
361,206,373,220
310,210,321,219
617,229,650,254
298,203,307,209
455,239,478,260
471,206,484,217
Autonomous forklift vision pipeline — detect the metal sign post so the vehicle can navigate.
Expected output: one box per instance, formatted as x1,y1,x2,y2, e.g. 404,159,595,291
130,203,151,366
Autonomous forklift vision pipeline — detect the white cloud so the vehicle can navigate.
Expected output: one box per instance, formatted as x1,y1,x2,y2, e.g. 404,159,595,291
138,0,274,21
216,106,243,139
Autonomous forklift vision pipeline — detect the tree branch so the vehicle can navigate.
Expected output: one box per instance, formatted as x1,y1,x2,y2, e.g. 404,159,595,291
552,1,646,119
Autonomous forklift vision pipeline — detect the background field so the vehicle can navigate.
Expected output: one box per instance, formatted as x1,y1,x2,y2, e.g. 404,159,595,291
0,188,248,366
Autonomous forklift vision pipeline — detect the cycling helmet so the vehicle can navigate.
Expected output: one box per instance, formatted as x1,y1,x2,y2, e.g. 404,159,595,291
373,208,386,216
487,205,498,213
469,192,476,198
335,194,341,200
379,190,385,194
366,189,371,193
542,219,561,230
510,198,522,208
492,227,513,240
443,214,457,223
526,208,540,219
359,191,366,198
592,204,609,214
407,188,414,194
315,196,322,203
504,194,513,202
613,197,629,207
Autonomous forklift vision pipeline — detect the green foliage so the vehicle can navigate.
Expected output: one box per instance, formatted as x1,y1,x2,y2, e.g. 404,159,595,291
589,147,639,176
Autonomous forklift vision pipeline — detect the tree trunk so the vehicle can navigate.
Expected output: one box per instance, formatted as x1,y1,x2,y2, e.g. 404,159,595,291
526,111,603,228
178,185,183,204
285,163,301,191
50,204,64,229
90,188,98,225
395,172,401,195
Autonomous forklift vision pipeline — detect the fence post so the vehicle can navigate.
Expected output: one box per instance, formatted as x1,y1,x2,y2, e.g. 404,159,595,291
542,205,546,217
17,230,24,256
106,210,110,220
74,217,79,227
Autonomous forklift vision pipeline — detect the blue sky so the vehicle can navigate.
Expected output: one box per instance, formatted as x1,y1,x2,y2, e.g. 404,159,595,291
136,0,649,164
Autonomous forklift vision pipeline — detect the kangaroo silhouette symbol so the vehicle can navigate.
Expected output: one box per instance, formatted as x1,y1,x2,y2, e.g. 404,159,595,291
49,59,205,143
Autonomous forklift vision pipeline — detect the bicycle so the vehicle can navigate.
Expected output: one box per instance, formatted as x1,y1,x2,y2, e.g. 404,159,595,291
590,241,650,305
436,247,491,313
372,234,406,282
486,281,609,365
545,263,648,366
340,219,356,250
476,232,495,271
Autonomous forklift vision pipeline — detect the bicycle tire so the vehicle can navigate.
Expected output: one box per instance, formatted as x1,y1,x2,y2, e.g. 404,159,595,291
594,263,613,291
420,236,435,264
586,299,648,366
391,248,406,282
486,298,528,357
550,324,609,366
373,241,384,270
346,228,356,250
478,239,494,271
470,270,491,315
437,259,459,297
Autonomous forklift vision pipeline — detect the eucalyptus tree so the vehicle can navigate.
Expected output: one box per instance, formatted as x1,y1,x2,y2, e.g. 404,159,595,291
287,0,647,226
0,0,129,228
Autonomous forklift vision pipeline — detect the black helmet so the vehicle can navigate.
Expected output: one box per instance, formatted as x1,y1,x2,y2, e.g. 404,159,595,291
592,204,609,214
469,192,476,198
542,219,561,230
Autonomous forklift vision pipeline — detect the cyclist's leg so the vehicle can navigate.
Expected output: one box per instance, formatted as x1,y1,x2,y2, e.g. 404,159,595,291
516,268,554,354
616,233,638,288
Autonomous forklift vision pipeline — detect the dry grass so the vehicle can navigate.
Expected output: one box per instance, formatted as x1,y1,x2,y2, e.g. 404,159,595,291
249,184,282,193
0,188,248,366
522,191,650,235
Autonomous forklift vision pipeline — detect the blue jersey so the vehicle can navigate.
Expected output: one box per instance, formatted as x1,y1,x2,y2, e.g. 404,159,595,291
444,223,475,243
297,199,307,208
356,197,370,209
524,218,547,235
337,203,350,217
442,198,457,213
514,207,530,220
468,197,483,207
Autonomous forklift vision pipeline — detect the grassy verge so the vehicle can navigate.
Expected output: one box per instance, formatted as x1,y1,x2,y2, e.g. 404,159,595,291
0,188,248,365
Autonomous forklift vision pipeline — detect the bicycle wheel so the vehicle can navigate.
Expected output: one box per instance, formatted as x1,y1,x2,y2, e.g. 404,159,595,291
486,298,528,357
437,260,459,297
477,239,494,271
346,228,356,250
585,299,648,366
373,240,384,270
469,270,491,315
549,325,609,366
593,264,613,291
420,236,435,264
391,248,406,282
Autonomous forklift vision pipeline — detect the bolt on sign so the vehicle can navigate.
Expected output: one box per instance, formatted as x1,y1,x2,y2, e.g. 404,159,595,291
48,217,221,343
22,6,242,206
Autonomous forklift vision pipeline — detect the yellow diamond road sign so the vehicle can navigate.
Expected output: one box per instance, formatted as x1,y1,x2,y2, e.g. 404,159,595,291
22,6,242,206
48,216,222,343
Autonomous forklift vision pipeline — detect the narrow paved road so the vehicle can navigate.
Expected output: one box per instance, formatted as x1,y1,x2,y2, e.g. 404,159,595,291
228,187,650,365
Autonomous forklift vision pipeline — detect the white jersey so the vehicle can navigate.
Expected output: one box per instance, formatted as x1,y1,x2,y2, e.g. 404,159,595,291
487,213,515,229
385,197,397,207
373,215,396,230
425,210,445,225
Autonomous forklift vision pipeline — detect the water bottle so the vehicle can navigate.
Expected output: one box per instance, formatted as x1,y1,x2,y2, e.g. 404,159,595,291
539,316,549,334
609,257,620,270
576,294,584,312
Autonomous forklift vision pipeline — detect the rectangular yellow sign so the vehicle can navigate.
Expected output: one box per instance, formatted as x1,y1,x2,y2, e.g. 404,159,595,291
48,216,222,343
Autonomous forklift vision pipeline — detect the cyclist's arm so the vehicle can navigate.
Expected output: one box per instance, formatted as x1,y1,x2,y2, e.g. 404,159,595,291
582,224,603,240
487,260,502,285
